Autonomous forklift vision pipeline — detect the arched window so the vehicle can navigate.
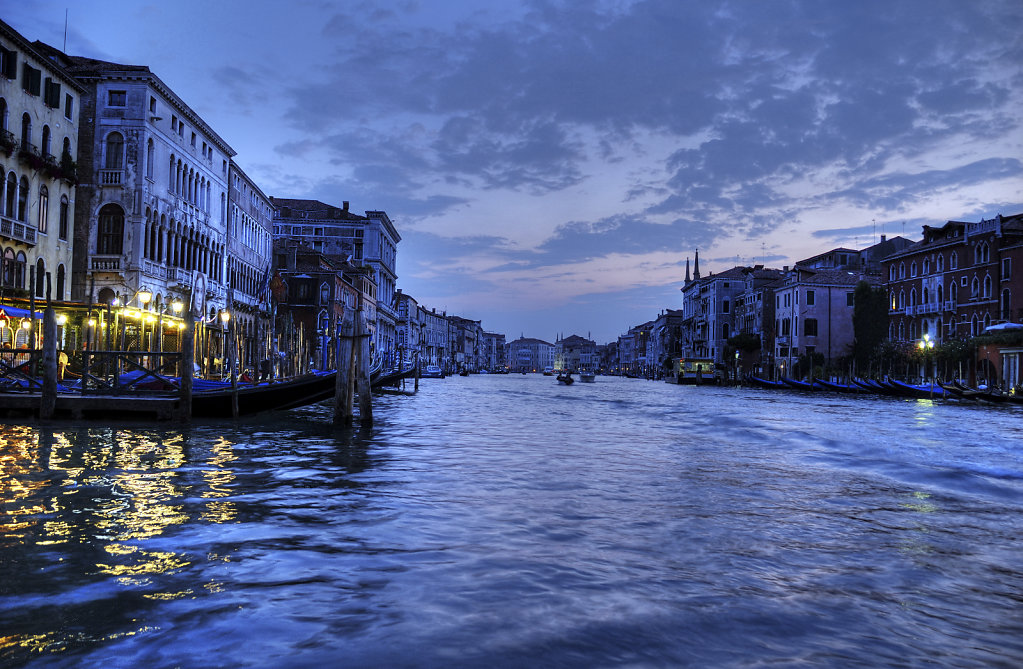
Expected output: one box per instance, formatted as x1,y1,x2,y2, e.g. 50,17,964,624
923,257,930,275
5,172,15,217
0,98,7,131
37,184,48,233
1002,288,1011,320
14,251,26,289
898,321,905,340
923,287,929,304
56,264,65,300
2,248,14,287
971,277,980,298
949,284,957,306
890,291,896,310
938,284,944,305
899,290,905,309
97,204,125,254
889,266,896,281
950,251,958,270
983,274,992,299
17,175,28,221
971,314,979,336
35,258,44,297
41,125,51,157
146,138,154,179
104,132,124,170
936,254,944,272
911,261,917,277
910,288,917,306
58,195,69,240
899,262,906,279
62,137,71,160
20,112,31,146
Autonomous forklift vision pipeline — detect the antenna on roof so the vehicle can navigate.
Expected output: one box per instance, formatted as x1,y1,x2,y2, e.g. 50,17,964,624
872,218,876,244
63,9,68,52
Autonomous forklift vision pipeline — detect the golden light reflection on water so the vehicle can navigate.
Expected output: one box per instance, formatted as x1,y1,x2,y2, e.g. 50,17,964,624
0,424,242,623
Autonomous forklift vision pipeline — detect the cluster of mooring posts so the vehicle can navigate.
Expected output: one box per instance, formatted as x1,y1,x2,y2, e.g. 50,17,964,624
0,278,398,425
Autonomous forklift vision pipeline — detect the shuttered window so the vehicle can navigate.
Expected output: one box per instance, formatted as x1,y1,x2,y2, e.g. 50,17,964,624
44,77,61,108
22,63,41,95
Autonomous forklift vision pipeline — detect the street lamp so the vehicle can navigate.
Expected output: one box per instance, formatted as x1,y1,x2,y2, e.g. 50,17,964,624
137,286,153,308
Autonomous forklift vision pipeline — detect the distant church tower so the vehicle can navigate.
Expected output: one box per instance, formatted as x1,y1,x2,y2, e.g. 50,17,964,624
684,257,691,284
693,249,701,280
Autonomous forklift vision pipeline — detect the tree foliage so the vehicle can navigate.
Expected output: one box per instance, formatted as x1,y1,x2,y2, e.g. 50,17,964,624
852,281,889,371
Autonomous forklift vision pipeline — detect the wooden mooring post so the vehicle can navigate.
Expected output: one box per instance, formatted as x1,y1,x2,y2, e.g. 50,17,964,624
333,309,354,426
356,309,373,426
40,275,57,420
179,308,195,422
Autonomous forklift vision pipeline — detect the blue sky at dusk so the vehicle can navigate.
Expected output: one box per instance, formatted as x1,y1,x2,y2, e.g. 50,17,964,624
7,1,1022,343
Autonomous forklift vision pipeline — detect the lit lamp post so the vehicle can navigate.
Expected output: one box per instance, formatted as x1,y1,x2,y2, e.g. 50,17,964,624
221,309,230,377
918,333,935,383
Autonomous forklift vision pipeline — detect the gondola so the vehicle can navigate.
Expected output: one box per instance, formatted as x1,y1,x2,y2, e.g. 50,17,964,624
745,374,787,389
815,379,860,394
885,378,949,399
191,370,338,418
780,376,820,391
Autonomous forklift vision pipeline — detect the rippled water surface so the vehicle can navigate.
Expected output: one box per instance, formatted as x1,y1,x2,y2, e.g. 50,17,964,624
2,375,1022,668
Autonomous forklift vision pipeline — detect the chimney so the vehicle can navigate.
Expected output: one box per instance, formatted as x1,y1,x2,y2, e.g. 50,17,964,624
880,234,887,242
343,201,349,212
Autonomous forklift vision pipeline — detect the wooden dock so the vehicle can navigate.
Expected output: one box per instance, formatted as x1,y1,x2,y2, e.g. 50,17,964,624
0,391,182,421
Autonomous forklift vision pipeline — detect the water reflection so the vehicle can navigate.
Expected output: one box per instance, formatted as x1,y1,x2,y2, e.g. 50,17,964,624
2,379,1022,668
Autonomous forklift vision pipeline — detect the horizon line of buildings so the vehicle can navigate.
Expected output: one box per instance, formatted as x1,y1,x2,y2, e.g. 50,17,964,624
605,213,1023,388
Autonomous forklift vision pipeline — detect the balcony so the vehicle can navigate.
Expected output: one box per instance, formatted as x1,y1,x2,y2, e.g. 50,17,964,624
0,215,37,246
91,256,121,271
100,169,123,186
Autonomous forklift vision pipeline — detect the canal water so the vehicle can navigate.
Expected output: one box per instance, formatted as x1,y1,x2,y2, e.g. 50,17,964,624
2,375,1022,668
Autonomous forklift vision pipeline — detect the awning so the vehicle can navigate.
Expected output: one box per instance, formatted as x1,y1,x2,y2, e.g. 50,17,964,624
983,322,1023,333
0,306,45,321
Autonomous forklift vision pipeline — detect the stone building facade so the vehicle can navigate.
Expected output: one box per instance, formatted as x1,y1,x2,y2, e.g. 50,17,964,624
1,21,83,315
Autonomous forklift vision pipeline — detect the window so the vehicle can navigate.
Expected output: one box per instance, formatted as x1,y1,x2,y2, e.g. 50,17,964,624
20,112,30,146
104,132,124,169
923,258,930,275
889,266,896,281
190,131,196,147
108,90,126,106
0,44,16,79
34,258,44,297
983,275,992,299
1002,257,1011,280
722,300,730,314
937,254,944,272
971,277,979,298
4,173,14,217
22,63,41,96
911,261,917,277
804,318,818,337
1002,288,1011,320
56,264,65,300
899,262,906,279
721,323,729,339
97,204,125,254
806,290,815,306
37,184,47,233
846,292,854,307
41,125,51,156
950,251,958,270
781,319,791,336
44,77,61,108
146,139,154,179
58,195,69,240
171,115,177,131
149,96,157,114
17,175,27,221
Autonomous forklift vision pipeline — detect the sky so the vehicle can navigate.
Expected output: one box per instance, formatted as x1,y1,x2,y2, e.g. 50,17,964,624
7,0,1023,343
